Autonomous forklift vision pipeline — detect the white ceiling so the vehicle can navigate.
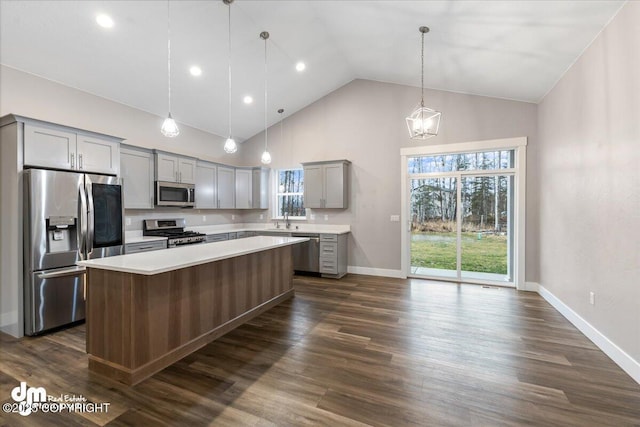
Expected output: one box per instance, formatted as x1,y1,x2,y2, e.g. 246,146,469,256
0,1,624,141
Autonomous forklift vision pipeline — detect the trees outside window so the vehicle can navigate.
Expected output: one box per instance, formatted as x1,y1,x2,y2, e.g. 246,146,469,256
275,169,305,218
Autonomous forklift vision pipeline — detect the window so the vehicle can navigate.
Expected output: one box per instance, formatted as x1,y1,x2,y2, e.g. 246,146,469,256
275,168,305,218
408,150,513,174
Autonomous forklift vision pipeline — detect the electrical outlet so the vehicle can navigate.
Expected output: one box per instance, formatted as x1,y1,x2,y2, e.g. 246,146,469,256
231,214,235,221
259,214,264,220
125,217,131,226
310,213,316,220
390,215,400,222
589,292,595,305
202,215,206,222
324,214,329,221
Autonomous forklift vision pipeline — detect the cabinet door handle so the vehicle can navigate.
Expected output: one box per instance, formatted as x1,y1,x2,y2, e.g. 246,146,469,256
180,171,182,182
70,153,75,169
79,154,83,169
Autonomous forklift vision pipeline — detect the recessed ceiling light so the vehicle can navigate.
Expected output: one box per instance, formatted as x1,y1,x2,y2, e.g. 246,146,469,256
243,95,253,105
96,14,114,29
295,61,306,72
189,66,202,77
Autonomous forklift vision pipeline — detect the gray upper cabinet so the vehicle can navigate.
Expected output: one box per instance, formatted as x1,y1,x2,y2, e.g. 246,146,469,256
154,151,197,184
24,122,120,175
252,167,270,209
195,161,217,209
76,134,120,175
235,168,253,209
120,145,154,209
217,165,235,209
302,160,350,209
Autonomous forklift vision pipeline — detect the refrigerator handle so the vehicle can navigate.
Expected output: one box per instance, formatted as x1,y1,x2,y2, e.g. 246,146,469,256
79,181,88,256
86,178,95,256
37,266,86,279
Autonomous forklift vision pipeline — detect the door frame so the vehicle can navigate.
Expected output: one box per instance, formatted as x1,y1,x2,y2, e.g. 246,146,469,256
400,137,527,290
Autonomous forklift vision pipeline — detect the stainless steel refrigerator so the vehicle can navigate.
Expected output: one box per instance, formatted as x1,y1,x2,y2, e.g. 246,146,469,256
23,168,124,335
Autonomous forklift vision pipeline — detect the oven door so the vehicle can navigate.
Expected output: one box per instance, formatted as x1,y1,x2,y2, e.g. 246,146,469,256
156,181,195,207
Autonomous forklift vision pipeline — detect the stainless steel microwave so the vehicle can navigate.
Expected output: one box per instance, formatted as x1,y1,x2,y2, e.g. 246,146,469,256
155,181,195,207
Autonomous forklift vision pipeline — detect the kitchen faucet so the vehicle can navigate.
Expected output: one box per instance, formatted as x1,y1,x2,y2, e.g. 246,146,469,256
284,212,291,229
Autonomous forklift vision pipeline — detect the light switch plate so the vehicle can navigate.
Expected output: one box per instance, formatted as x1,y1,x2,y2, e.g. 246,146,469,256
125,217,132,226
390,215,400,222
232,214,235,220
259,214,264,220
202,215,206,222
324,214,329,221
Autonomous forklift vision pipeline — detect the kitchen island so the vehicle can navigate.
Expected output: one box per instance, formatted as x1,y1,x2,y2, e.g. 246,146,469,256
77,236,307,385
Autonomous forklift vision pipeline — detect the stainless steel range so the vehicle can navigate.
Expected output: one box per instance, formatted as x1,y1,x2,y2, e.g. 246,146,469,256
143,218,205,248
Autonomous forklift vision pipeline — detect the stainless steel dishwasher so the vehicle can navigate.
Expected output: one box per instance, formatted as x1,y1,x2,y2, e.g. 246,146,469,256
291,232,320,273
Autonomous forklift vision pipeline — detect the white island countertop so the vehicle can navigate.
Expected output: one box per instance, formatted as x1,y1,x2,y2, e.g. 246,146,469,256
78,236,308,275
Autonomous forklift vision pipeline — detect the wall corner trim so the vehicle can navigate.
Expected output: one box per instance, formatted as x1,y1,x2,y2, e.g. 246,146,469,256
537,285,640,385
347,266,406,279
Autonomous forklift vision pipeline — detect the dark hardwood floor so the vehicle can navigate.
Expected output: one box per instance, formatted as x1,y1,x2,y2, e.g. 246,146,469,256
1,275,639,426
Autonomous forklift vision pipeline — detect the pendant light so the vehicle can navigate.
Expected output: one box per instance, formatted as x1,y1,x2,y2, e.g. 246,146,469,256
223,0,237,153
406,26,441,139
161,0,179,137
260,31,271,165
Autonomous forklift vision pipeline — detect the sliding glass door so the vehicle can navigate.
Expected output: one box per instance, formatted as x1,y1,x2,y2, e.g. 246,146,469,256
460,175,513,282
410,177,458,278
407,150,516,286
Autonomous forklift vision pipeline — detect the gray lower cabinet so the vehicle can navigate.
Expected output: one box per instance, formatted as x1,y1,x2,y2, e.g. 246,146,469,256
206,233,229,243
206,231,255,242
319,233,347,278
125,240,167,254
120,144,154,209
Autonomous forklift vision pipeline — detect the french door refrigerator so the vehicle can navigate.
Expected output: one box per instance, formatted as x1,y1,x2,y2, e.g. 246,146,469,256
23,168,124,335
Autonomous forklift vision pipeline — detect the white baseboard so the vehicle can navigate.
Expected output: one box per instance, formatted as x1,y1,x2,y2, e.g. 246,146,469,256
347,266,405,279
537,285,640,385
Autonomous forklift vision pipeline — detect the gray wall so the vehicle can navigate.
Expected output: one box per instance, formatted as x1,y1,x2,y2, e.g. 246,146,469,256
0,65,235,165
537,2,640,363
240,79,539,277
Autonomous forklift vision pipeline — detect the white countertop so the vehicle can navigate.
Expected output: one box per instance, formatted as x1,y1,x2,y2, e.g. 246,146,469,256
79,236,308,275
186,223,351,235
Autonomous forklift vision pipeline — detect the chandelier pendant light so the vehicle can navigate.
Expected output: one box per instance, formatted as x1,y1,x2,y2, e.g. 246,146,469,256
161,0,179,137
406,26,440,140
260,31,272,165
223,0,237,153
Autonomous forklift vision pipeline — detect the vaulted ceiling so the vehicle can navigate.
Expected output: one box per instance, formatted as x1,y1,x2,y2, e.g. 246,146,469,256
0,1,624,141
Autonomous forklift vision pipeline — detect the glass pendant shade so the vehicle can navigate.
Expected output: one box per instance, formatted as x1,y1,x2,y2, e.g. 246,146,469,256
224,137,237,154
161,113,179,137
406,104,441,139
261,150,272,165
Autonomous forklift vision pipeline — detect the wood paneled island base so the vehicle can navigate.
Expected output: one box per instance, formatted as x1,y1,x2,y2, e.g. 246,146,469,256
86,245,294,385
